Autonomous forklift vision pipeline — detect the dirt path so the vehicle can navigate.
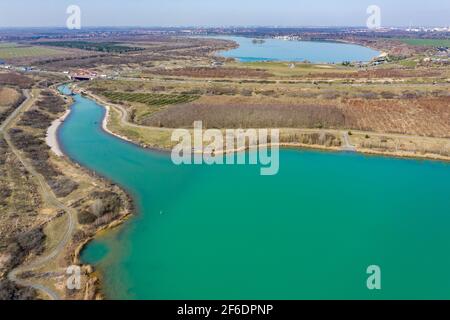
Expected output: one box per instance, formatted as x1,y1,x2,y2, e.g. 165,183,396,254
0,90,31,133
341,131,356,152
1,89,77,300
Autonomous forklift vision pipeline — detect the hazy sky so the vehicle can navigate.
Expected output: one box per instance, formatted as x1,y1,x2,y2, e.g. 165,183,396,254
0,0,449,28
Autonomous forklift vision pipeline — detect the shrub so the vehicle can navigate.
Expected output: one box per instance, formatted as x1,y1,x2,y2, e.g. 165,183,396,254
77,211,97,225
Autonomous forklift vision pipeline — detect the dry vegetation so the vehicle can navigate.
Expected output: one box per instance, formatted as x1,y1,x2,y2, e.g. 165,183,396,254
10,91,79,197
93,79,450,140
0,87,25,125
143,102,346,129
26,37,234,72
0,72,34,89
0,138,45,300
149,66,272,78
0,87,21,106
341,97,450,138
308,68,443,79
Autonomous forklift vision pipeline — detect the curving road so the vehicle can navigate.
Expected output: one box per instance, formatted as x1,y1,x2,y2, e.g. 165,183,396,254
0,90,31,133
2,89,77,300
82,89,172,132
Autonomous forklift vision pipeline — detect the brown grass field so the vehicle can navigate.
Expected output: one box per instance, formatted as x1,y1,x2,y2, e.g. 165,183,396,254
149,66,272,78
0,87,21,106
137,95,449,138
0,72,34,89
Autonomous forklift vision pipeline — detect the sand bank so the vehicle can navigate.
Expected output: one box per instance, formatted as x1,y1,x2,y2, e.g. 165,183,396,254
45,109,70,157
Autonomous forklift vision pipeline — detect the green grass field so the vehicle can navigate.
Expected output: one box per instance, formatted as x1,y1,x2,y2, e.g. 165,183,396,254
103,92,200,121
397,38,450,47
0,43,63,59
36,41,144,53
103,92,199,107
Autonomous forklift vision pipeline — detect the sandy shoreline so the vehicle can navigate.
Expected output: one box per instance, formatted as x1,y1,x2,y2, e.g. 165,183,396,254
46,89,139,156
101,104,135,143
45,109,70,157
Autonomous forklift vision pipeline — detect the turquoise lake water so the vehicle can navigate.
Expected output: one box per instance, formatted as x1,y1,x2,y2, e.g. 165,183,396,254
209,36,380,63
58,87,450,300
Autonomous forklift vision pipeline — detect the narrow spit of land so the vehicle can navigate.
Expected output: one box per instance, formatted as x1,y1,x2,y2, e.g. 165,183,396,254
1,83,132,300
1,90,75,300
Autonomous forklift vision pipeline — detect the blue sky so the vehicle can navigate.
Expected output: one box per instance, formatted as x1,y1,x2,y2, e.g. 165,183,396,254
0,0,449,27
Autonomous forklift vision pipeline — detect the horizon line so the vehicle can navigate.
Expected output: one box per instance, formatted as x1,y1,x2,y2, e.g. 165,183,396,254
1,25,449,30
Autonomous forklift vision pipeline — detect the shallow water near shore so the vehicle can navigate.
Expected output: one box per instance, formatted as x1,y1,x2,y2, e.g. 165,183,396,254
58,86,450,300
208,36,380,63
